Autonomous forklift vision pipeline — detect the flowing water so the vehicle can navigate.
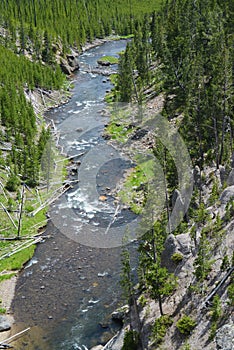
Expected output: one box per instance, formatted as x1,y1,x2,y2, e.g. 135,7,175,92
11,40,138,350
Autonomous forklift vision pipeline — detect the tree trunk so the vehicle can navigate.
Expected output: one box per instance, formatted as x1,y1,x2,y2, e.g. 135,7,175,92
158,294,164,316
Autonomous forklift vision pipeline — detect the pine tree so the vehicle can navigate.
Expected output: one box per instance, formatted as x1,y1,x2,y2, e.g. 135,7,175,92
139,220,177,316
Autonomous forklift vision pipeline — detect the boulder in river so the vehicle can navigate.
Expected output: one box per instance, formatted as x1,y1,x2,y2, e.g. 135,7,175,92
97,60,111,66
111,305,129,321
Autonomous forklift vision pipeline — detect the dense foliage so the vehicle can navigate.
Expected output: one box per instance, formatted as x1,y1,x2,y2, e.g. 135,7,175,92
117,1,234,348
116,0,234,169
0,0,164,189
0,0,163,51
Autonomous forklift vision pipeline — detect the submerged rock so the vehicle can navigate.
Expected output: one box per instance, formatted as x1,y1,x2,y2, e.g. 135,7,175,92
111,305,129,321
97,60,111,66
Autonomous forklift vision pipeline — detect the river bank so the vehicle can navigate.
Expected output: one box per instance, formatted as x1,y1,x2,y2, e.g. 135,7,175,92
0,38,107,345
0,37,131,349
0,277,17,343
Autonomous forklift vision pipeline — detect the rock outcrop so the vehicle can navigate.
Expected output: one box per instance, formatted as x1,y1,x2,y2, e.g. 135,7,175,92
0,316,11,332
220,186,234,206
161,233,192,272
227,169,234,186
60,52,79,75
216,323,234,350
90,346,104,350
111,305,129,322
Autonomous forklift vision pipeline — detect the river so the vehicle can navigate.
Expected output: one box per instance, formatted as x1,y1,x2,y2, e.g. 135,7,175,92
11,39,138,350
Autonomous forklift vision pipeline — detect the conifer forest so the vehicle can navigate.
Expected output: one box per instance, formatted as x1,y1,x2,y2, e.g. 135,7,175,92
0,0,233,349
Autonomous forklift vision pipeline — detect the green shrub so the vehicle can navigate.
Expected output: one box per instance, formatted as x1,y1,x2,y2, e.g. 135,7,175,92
180,341,191,350
220,254,230,271
25,204,34,213
139,294,147,307
152,315,173,345
171,252,184,264
122,330,139,350
224,200,234,223
5,174,20,192
209,295,222,340
176,315,196,335
0,273,15,282
98,55,119,64
0,308,6,314
0,246,35,272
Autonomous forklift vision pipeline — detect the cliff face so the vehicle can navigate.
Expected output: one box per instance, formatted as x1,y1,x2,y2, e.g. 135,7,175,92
93,170,233,350
134,166,234,350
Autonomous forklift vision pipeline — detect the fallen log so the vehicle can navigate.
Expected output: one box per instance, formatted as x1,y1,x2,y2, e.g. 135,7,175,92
0,181,8,201
0,344,13,349
0,203,17,229
31,184,71,217
202,266,234,308
55,152,85,163
0,227,10,232
0,327,30,346
0,237,42,260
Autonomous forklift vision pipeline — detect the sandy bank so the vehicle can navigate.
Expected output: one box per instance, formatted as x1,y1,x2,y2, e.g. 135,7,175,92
0,276,17,342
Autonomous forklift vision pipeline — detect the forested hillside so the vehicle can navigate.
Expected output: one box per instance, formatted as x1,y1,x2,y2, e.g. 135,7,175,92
105,0,234,349
0,0,165,322
0,0,163,51
0,0,233,348
0,0,164,189
116,0,233,169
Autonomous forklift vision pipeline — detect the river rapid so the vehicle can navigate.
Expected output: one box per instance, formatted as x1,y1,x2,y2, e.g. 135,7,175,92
11,40,137,350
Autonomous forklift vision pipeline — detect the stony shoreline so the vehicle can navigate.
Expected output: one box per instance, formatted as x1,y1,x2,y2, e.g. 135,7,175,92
0,277,17,343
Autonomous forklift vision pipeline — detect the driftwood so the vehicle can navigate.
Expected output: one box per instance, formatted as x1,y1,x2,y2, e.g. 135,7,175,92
31,184,71,217
0,203,17,229
0,237,42,261
0,209,19,213
104,204,120,235
202,266,234,308
0,344,13,349
17,184,25,238
55,152,85,163
0,227,10,233
0,181,8,201
35,188,42,205
39,89,46,107
0,237,20,241
0,327,30,346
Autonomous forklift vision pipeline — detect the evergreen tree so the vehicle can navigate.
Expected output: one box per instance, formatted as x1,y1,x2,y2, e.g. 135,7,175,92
139,220,177,316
